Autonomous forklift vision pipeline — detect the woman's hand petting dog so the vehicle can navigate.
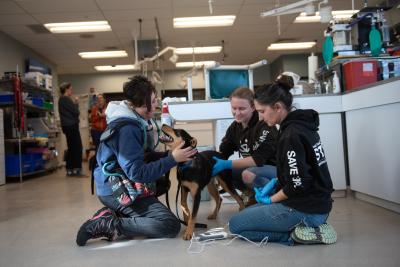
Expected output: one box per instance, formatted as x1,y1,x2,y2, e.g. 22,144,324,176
171,141,197,163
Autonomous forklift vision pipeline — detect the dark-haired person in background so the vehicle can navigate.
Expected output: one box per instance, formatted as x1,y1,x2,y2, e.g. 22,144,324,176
76,75,197,246
58,82,84,177
228,74,337,245
211,87,278,206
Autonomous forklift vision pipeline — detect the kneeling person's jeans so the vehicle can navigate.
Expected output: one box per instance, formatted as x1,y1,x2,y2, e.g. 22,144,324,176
229,203,328,245
99,195,181,238
231,165,277,191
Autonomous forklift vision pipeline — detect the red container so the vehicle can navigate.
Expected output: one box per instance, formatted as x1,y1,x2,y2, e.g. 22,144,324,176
343,60,378,91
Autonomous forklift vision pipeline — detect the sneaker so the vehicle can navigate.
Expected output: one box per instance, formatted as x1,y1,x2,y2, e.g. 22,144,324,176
91,207,113,219
66,169,73,176
72,169,88,178
291,223,337,245
76,208,117,246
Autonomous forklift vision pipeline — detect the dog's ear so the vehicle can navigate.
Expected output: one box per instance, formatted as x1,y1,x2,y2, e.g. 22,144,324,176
190,137,197,148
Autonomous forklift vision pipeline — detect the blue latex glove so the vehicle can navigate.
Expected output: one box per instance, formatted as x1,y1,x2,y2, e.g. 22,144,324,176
254,188,272,205
211,156,232,176
259,178,278,197
254,178,278,205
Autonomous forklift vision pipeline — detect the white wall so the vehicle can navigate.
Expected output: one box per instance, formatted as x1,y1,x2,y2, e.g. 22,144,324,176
59,64,274,96
0,31,58,86
59,70,206,96
270,53,323,80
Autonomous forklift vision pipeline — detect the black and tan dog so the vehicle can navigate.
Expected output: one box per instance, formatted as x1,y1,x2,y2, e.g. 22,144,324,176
160,124,245,240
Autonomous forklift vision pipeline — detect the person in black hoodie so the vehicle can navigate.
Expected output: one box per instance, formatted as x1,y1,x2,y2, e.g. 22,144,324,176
211,87,278,201
228,74,337,245
58,82,85,177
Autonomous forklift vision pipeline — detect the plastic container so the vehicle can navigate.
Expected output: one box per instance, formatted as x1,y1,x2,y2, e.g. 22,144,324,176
43,102,53,110
0,93,14,103
343,60,378,91
5,154,32,176
29,153,44,171
5,153,44,176
31,97,44,107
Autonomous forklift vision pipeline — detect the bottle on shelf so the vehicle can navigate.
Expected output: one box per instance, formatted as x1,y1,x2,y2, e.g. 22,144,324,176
332,71,341,94
26,124,34,138
161,102,173,127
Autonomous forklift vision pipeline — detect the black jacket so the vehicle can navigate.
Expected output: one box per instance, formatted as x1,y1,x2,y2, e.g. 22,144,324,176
277,109,333,214
219,111,278,166
58,95,80,127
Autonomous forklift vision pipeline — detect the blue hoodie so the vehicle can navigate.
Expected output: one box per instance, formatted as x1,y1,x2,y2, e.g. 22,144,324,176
94,100,177,196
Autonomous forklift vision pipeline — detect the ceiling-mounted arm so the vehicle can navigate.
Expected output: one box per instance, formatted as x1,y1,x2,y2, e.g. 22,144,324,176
260,0,317,17
136,46,177,67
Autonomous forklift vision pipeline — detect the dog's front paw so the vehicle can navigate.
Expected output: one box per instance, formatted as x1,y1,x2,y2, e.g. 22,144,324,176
182,230,193,240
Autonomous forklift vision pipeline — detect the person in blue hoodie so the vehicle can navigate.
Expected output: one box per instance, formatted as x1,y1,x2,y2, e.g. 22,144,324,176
76,76,197,246
228,74,337,245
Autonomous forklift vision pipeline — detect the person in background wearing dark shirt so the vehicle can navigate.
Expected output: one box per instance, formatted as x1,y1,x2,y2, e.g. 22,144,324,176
90,94,107,149
211,87,278,206
58,82,85,177
228,74,337,245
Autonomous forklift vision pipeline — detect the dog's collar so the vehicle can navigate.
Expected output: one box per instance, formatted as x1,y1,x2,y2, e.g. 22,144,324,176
178,160,193,171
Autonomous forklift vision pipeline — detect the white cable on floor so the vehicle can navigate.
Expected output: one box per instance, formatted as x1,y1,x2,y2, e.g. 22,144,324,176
187,231,269,254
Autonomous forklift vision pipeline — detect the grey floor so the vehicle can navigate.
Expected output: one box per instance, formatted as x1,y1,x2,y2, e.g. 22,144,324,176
0,167,399,267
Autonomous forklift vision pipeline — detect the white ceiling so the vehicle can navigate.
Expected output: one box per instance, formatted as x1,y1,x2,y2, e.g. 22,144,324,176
0,0,382,74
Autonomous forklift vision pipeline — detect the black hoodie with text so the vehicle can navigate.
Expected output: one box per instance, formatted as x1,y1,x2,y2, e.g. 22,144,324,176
277,109,333,214
219,111,278,166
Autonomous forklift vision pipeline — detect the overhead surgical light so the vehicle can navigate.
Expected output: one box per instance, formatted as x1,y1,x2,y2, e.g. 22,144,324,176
169,52,179,64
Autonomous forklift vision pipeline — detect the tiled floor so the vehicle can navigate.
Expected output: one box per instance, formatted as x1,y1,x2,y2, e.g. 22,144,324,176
0,167,399,267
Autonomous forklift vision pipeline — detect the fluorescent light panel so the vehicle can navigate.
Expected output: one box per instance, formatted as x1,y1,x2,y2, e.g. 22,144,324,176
173,15,236,28
79,50,128,59
176,61,217,68
295,10,359,23
267,42,316,50
44,21,111,33
95,65,135,71
175,46,222,55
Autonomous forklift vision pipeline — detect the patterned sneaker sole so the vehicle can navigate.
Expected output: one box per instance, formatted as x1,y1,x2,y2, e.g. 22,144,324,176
292,223,337,245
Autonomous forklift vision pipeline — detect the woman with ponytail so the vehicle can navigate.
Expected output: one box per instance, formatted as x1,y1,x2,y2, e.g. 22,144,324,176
228,74,337,245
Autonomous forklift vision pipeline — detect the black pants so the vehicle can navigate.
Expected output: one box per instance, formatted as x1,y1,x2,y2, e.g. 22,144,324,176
99,195,181,238
62,124,83,170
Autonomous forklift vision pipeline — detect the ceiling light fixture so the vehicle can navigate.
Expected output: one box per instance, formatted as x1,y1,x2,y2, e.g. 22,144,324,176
79,50,128,59
295,10,358,23
94,65,135,71
173,15,236,28
44,21,111,33
267,42,316,50
176,61,217,68
175,46,222,55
